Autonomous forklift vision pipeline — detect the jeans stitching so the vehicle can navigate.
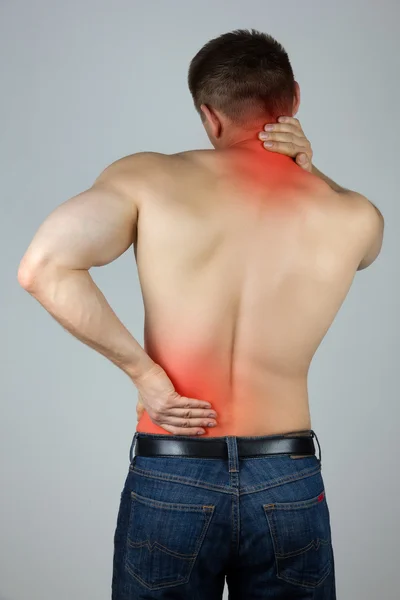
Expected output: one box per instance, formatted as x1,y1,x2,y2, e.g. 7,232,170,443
127,538,198,559
277,560,332,589
125,497,215,590
240,464,322,496
130,490,215,512
263,491,326,511
263,493,333,589
130,466,232,493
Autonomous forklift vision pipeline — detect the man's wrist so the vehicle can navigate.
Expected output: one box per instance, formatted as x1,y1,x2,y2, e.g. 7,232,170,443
125,354,159,385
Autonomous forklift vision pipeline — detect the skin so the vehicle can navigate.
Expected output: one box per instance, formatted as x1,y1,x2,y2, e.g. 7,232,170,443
18,86,384,437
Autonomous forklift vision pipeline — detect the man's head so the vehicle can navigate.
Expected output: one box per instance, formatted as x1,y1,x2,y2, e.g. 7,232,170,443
188,29,300,149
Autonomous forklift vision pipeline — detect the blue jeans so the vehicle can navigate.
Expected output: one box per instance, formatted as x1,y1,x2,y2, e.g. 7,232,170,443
112,431,336,599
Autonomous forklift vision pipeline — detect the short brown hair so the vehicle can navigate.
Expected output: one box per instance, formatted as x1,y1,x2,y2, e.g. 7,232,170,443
188,29,295,126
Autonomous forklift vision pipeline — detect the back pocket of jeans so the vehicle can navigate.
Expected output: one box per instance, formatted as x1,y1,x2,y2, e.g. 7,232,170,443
125,491,215,590
263,490,332,589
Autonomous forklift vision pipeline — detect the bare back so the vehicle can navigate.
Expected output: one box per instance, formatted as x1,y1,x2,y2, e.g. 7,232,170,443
131,148,367,436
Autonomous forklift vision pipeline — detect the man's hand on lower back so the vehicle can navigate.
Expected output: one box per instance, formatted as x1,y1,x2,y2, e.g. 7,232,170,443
258,116,313,172
134,364,218,435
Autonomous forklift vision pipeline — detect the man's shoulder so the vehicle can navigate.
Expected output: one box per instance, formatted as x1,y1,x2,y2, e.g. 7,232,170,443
98,150,212,179
94,150,213,206
99,151,170,175
343,191,384,241
173,149,214,159
94,152,178,195
335,190,383,226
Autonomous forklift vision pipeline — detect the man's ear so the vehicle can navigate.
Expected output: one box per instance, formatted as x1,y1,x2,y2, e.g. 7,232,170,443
200,104,222,139
292,82,301,116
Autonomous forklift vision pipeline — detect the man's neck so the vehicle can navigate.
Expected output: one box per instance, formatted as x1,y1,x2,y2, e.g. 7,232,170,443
221,134,293,166
222,130,285,154
225,130,264,150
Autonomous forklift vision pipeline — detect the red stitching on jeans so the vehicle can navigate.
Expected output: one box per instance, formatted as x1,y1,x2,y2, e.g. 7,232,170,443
317,491,325,502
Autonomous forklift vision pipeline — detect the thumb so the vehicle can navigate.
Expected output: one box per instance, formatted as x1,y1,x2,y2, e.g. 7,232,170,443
136,398,145,420
296,153,308,167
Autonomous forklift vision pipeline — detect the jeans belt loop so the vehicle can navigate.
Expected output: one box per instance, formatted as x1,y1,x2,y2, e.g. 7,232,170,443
311,430,322,465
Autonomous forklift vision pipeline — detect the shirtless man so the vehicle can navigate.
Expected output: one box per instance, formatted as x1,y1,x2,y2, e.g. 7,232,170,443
18,29,383,600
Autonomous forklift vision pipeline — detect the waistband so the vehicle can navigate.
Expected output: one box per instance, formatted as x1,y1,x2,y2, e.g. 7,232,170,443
130,430,322,464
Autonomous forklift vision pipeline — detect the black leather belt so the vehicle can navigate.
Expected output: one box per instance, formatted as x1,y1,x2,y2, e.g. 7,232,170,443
134,430,319,460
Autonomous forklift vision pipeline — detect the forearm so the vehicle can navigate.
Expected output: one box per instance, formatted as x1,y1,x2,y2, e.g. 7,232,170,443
311,164,350,194
22,265,156,383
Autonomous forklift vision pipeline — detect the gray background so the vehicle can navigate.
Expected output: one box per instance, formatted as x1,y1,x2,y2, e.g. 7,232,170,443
1,1,398,599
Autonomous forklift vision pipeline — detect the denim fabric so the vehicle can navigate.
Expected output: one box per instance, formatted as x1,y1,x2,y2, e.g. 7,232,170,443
112,432,336,599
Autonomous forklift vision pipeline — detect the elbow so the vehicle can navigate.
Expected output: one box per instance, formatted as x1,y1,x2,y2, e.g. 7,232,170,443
17,254,48,293
17,259,38,292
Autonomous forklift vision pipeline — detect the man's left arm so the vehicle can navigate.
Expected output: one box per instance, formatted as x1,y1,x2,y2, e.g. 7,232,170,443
17,156,156,381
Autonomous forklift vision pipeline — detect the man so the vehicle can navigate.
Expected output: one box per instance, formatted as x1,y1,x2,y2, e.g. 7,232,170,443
18,29,383,600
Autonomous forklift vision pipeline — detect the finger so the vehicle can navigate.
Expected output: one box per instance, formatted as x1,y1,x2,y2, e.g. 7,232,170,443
259,132,309,149
261,140,304,158
173,397,213,410
296,153,308,166
296,153,312,172
262,123,305,136
158,423,207,436
157,416,217,428
277,116,303,132
163,407,218,419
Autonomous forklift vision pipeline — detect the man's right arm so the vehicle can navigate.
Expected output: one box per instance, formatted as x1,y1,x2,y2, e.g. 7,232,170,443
311,165,384,270
258,119,384,271
348,191,384,271
311,164,350,194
